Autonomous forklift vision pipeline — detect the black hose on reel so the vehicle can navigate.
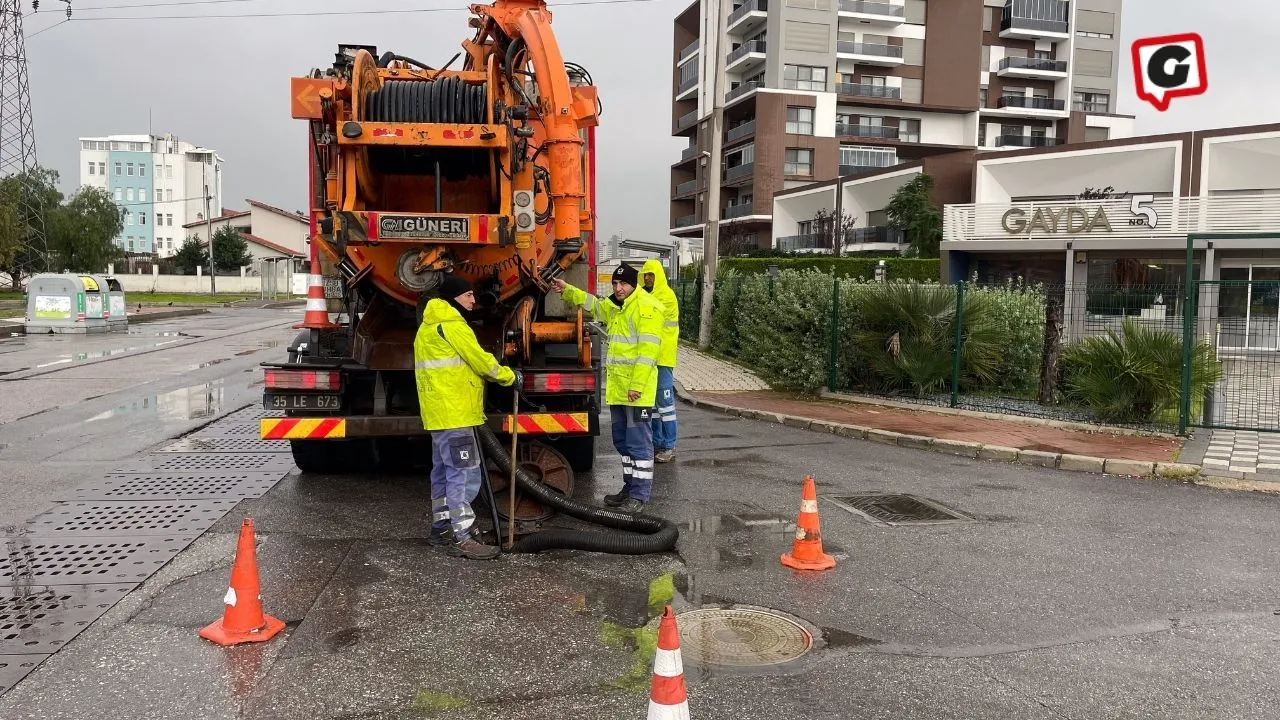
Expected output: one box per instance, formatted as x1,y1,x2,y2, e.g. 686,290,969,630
477,426,680,555
364,77,490,178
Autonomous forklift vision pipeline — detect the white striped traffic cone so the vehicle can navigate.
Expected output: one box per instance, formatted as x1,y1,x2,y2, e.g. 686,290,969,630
647,606,690,719
295,255,338,330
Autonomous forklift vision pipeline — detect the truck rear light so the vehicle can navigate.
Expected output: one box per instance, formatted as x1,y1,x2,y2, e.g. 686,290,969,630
523,372,595,393
265,369,342,390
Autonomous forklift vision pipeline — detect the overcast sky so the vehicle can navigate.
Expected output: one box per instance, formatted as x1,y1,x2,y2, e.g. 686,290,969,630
20,0,1276,241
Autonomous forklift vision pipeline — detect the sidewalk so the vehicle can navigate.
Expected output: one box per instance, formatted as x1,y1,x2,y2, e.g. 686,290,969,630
672,345,1239,485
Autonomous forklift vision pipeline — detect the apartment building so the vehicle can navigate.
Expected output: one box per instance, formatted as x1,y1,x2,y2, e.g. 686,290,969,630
79,134,224,258
670,0,1130,251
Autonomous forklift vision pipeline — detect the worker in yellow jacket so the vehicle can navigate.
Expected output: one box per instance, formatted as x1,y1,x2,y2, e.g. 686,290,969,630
641,259,680,462
552,262,664,512
414,275,518,560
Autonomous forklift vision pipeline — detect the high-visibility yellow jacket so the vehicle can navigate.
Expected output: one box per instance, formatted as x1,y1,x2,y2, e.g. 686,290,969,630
413,298,515,431
561,283,663,407
641,259,680,368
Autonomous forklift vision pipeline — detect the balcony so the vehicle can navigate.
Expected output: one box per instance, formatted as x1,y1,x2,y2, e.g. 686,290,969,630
1074,101,1110,114
726,120,756,143
678,146,699,163
724,163,755,185
846,226,907,247
837,0,905,25
725,80,762,104
776,234,828,252
679,39,699,62
839,163,896,176
997,56,1068,79
994,134,1063,148
672,214,700,229
726,40,767,72
991,95,1067,116
676,109,699,132
836,123,900,140
1000,0,1070,40
676,72,698,100
727,0,767,33
835,83,901,101
674,179,699,198
725,203,758,219
835,41,904,66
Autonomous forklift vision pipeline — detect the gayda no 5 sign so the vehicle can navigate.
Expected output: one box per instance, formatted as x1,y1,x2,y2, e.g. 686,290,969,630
1001,194,1159,234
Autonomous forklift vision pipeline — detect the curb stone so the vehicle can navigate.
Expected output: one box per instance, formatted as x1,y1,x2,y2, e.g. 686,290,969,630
668,386,1280,494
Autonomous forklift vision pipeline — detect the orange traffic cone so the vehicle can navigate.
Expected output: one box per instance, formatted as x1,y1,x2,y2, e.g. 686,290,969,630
199,518,286,646
780,475,836,572
295,255,338,330
648,606,690,719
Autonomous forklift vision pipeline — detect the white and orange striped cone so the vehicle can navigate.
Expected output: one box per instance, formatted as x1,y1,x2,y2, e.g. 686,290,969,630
295,256,338,330
780,474,836,572
647,606,690,719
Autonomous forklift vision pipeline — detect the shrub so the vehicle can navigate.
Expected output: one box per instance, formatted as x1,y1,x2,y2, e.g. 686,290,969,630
720,257,939,282
1061,318,1221,424
965,279,1046,396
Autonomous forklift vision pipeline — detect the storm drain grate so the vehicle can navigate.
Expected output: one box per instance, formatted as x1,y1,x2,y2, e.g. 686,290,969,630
0,537,190,585
69,472,285,501
187,422,262,438
156,436,289,454
0,584,133,653
677,607,814,668
142,453,293,472
827,494,973,526
0,654,46,696
27,500,239,536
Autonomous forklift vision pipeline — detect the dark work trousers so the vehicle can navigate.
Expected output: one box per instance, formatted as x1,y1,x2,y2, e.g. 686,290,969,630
611,404,655,502
429,427,483,541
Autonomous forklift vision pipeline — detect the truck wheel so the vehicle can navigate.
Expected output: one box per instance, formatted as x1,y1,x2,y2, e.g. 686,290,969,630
290,439,331,473
290,439,375,475
554,436,596,473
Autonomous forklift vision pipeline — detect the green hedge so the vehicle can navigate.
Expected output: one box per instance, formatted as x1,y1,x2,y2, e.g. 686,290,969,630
718,257,939,282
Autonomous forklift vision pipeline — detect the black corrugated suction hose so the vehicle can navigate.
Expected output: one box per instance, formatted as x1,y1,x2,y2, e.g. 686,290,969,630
477,426,679,555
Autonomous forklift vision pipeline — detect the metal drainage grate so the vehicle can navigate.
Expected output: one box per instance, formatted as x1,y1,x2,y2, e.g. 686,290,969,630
0,655,46,696
0,537,191,585
0,584,133,653
677,607,814,668
156,436,289,454
188,422,263,438
26,500,239,536
143,454,293,472
827,494,972,526
70,472,285,501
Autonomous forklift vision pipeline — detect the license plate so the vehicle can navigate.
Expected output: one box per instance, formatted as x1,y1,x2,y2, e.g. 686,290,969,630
264,393,342,411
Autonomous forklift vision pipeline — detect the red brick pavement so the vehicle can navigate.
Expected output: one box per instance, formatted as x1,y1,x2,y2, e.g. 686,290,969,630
693,390,1183,463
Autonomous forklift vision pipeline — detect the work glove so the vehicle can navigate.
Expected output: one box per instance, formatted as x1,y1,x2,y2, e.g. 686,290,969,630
511,369,524,388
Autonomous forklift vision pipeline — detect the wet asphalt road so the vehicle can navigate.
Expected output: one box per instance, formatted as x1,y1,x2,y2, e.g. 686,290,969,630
3,313,1280,718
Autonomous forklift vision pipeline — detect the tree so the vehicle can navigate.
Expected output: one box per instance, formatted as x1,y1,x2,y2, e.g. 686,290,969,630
47,187,125,273
885,173,942,258
1077,185,1126,200
211,225,253,272
811,208,856,256
173,235,208,275
0,167,63,289
717,219,757,257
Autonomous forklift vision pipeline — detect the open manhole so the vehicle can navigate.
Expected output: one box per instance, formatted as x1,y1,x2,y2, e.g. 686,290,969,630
677,607,813,668
827,493,972,526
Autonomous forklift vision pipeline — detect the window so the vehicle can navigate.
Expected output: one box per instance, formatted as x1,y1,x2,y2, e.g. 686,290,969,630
127,239,134,251
979,87,988,107
87,162,95,175
899,119,920,143
1033,50,1052,60
126,188,135,202
165,214,173,226
98,162,105,175
139,164,145,176
140,213,146,225
1073,90,1110,113
783,64,827,92
678,57,697,86
114,162,122,175
126,212,133,225
979,123,988,146
785,107,814,135
980,45,990,72
165,165,173,179
166,189,173,201
156,189,163,202
114,188,122,201
784,148,813,177
156,213,162,225
1077,31,1112,39
840,145,897,169
797,220,813,235
1030,126,1047,138
127,163,134,176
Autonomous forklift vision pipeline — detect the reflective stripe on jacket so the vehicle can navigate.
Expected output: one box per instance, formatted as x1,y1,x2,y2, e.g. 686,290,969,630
561,283,663,407
641,259,679,368
413,298,515,431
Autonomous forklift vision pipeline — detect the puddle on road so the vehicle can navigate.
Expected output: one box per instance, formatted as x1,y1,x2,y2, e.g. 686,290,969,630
84,379,227,423
32,339,187,369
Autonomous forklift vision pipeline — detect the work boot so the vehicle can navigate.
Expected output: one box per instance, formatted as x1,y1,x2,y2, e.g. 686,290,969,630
603,490,629,507
452,537,501,560
426,526,453,547
655,449,675,463
617,497,645,513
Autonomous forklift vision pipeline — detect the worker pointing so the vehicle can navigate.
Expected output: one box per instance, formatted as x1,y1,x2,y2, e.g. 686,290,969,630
414,275,519,560
551,262,664,512
641,259,679,462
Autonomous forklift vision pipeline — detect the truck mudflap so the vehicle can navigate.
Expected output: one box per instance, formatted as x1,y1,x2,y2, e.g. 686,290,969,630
260,411,595,440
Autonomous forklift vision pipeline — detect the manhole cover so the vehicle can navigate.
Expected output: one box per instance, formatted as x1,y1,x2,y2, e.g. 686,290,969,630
70,472,284,500
0,584,132,653
27,500,238,536
828,494,971,526
677,608,813,667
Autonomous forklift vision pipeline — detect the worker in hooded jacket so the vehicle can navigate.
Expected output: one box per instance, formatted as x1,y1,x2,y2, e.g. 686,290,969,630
641,259,680,462
414,274,519,560
551,262,664,512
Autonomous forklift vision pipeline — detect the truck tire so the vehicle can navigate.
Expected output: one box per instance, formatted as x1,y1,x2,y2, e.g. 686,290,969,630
554,435,596,473
290,439,375,475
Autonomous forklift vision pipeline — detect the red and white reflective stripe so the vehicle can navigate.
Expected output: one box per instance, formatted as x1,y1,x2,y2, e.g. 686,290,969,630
306,298,327,312
652,647,683,677
800,499,819,514
309,274,323,287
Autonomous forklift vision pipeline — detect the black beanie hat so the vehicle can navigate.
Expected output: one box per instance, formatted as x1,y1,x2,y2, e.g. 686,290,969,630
438,274,473,301
612,262,639,288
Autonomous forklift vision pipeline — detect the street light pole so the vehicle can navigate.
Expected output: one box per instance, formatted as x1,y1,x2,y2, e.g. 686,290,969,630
698,0,729,349
203,163,216,293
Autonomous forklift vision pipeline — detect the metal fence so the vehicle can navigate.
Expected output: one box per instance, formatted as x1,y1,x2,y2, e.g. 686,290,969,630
673,272,1272,434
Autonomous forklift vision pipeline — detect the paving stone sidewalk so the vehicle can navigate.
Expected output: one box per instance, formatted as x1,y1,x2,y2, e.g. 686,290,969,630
674,347,771,392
